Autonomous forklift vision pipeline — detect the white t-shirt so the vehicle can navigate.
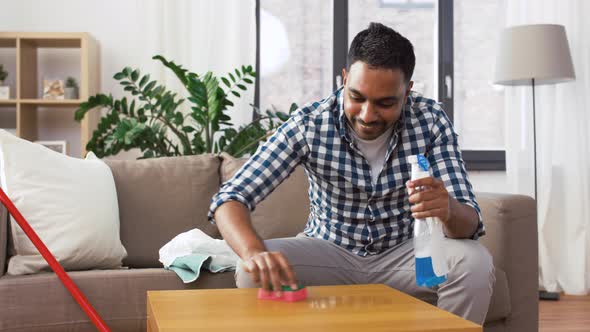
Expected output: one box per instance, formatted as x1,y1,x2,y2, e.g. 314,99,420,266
349,125,394,185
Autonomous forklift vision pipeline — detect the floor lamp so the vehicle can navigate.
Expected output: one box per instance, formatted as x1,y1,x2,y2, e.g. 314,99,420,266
493,24,575,301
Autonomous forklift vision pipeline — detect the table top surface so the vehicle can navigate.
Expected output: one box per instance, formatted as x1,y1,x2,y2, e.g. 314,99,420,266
147,284,482,332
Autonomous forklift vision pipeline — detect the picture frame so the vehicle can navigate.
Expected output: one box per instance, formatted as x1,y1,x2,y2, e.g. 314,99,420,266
35,140,68,155
0,86,9,100
42,79,65,100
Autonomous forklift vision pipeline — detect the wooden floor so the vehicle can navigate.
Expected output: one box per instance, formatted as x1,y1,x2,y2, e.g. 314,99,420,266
539,294,590,331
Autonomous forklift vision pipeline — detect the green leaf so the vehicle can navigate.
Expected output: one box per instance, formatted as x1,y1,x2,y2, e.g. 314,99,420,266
237,84,246,91
221,77,231,87
131,69,140,82
231,91,240,98
228,72,236,82
129,100,136,117
187,97,201,105
74,94,112,121
152,55,188,86
121,98,129,116
161,95,173,111
191,112,206,125
182,126,195,133
174,112,184,125
123,67,132,76
139,74,150,88
143,81,157,93
235,68,241,78
113,72,126,80
276,112,289,121
243,78,253,84
152,86,165,96
114,99,121,112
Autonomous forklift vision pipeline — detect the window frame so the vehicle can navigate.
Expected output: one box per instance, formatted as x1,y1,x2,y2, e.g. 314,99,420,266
255,0,506,171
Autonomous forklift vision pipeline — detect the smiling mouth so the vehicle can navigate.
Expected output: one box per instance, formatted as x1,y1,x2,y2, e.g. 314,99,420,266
357,121,380,129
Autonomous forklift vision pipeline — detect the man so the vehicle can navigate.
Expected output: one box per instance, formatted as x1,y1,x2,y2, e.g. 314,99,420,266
208,22,494,324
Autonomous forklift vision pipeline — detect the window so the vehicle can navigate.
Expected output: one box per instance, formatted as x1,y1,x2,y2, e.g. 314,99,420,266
259,0,333,113
453,0,505,151
256,0,506,170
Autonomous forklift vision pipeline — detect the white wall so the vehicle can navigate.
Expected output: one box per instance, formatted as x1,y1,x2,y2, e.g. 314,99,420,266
0,0,150,157
469,170,511,194
0,0,153,96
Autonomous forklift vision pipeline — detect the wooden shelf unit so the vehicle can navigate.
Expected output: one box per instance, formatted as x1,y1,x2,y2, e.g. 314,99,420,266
0,32,99,157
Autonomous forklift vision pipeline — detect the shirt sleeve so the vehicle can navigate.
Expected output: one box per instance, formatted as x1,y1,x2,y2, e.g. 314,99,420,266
207,113,309,224
426,104,485,240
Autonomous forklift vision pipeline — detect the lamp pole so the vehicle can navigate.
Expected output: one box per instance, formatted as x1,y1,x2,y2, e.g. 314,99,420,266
533,78,561,301
532,78,537,202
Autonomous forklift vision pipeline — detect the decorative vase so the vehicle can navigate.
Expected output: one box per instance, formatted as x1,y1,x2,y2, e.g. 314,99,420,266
64,87,78,99
0,84,10,100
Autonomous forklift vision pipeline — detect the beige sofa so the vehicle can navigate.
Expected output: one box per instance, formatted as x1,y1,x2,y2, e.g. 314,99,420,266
0,154,538,331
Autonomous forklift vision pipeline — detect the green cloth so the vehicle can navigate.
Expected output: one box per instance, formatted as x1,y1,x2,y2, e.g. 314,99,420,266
166,254,236,283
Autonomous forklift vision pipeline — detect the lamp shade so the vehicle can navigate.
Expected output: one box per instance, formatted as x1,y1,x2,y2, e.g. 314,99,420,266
494,24,575,86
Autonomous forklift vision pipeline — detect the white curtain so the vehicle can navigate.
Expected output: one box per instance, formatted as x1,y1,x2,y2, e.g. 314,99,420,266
502,0,590,295
137,0,257,128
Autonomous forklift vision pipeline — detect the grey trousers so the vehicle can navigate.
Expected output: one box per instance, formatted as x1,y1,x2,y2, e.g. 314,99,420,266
235,233,495,325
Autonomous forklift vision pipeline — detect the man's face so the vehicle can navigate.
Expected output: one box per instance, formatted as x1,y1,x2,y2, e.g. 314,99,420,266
342,61,413,140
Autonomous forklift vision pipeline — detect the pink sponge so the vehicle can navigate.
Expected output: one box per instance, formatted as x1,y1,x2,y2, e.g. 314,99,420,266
257,284,307,302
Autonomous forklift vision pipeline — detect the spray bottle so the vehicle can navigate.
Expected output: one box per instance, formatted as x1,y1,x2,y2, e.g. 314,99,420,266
408,154,448,287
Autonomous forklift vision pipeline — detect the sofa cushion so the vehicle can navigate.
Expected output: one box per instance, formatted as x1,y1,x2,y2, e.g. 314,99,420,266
105,155,221,268
220,153,310,239
0,131,127,275
0,268,235,331
485,266,511,323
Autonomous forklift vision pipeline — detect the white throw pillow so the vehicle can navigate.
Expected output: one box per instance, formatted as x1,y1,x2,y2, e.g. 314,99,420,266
0,130,127,275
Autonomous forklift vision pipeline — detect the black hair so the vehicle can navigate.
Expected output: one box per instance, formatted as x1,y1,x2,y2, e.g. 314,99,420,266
347,22,415,82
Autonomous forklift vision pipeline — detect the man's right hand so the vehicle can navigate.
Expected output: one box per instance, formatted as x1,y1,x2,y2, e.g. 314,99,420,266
241,250,298,294
214,201,298,293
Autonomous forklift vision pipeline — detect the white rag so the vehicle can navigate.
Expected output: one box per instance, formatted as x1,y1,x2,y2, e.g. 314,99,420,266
159,228,239,283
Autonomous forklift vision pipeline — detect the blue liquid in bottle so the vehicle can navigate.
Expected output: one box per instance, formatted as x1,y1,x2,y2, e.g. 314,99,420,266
415,256,447,288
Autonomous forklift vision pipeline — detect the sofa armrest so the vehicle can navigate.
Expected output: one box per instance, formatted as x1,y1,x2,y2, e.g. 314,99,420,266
476,192,538,331
1,203,8,277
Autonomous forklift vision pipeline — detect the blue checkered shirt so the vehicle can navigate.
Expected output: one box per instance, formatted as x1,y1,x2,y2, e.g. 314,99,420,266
209,88,484,256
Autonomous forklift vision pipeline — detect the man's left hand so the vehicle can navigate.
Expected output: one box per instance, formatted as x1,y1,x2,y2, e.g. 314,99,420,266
406,177,451,224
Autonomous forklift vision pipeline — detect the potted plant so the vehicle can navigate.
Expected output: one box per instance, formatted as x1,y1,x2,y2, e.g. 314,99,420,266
64,76,79,99
75,55,296,159
0,64,9,100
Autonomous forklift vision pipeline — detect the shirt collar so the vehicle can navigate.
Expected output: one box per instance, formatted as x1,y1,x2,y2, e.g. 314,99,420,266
336,87,351,142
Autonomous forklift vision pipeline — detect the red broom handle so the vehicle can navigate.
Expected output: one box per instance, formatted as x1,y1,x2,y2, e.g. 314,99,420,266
0,187,110,332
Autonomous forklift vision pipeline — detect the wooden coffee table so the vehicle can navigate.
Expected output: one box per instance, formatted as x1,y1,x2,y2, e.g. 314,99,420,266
147,284,482,331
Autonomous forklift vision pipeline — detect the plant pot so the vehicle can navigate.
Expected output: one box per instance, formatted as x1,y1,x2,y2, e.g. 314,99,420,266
64,87,78,99
0,86,10,100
